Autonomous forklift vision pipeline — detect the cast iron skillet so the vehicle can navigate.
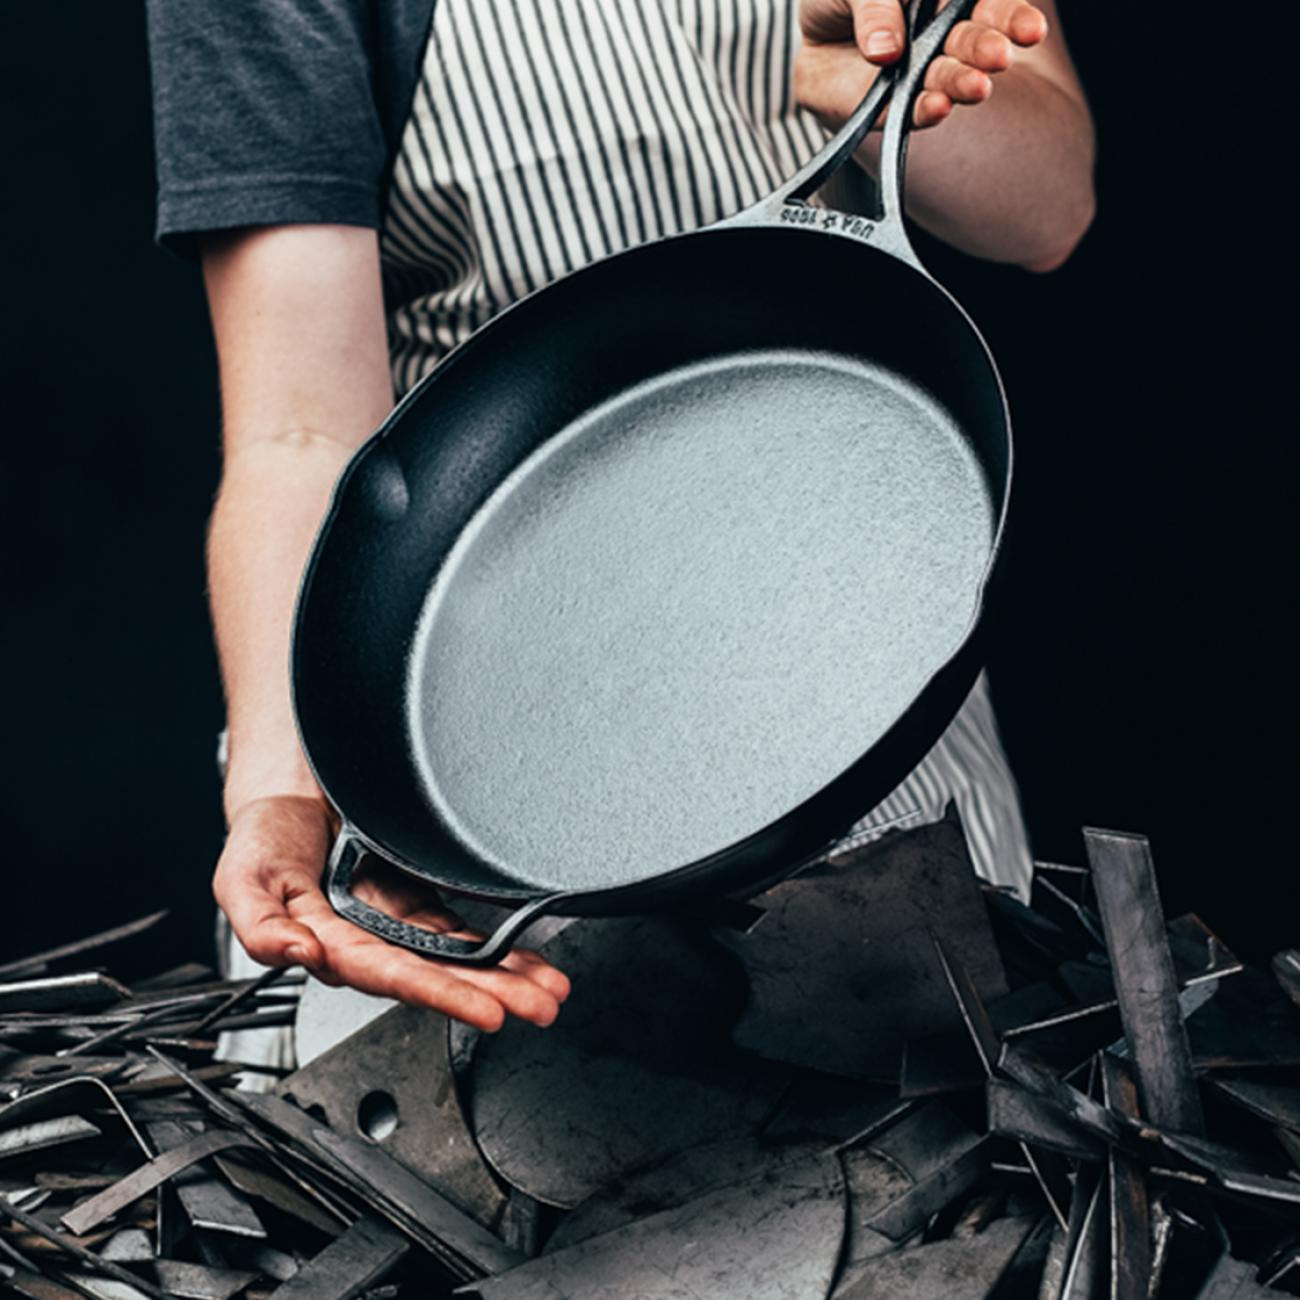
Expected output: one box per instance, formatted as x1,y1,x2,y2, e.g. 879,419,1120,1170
292,0,1011,965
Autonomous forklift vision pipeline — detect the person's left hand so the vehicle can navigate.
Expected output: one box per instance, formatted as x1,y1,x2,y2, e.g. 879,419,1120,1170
796,0,1049,133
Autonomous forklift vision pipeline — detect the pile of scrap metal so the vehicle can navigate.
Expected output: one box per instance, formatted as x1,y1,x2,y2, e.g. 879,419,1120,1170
4,810,1300,1300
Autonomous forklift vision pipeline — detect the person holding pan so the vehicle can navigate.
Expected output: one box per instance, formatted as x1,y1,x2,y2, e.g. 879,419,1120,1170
146,0,1094,1037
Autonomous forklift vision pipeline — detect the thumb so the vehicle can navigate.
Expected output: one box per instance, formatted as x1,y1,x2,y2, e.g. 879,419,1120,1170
853,0,907,63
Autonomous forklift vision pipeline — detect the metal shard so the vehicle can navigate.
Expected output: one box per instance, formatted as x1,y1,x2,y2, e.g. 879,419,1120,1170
1100,1053,1150,1300
719,807,1008,1081
0,1115,101,1161
265,1216,408,1300
1084,828,1204,1136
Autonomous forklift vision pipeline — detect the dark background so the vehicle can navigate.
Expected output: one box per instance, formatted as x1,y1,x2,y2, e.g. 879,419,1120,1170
1,4,1290,975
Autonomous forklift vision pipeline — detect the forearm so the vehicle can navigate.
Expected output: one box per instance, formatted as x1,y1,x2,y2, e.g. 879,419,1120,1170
856,65,1095,270
200,225,394,822
209,435,358,820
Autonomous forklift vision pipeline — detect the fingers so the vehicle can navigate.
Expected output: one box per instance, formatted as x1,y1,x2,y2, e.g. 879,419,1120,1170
970,0,1048,46
214,841,328,971
851,0,907,64
924,54,992,108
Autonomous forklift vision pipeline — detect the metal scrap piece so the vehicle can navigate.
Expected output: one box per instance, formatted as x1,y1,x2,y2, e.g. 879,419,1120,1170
547,1136,832,1253
1208,1078,1300,1133
469,915,789,1209
0,1078,151,1162
464,1151,846,1300
0,913,168,981
1100,1052,1150,1300
62,1129,258,1236
1084,828,1205,1136
717,807,1008,1082
1055,1164,1106,1300
832,1214,1035,1300
0,977,133,1016
0,1199,167,1300
97,1229,154,1263
276,1003,506,1230
143,1121,265,1239
1192,1254,1280,1299
264,1216,408,1300
234,1092,520,1280
146,1260,258,1300
0,1116,101,1161
1272,951,1300,1010
1185,969,1300,1070
987,1081,1107,1163
211,1154,346,1236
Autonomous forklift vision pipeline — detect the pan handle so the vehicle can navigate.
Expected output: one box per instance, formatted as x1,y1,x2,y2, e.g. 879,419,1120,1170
726,0,974,264
324,830,563,967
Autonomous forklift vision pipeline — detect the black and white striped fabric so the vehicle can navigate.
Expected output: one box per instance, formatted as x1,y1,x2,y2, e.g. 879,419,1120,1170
378,0,1033,897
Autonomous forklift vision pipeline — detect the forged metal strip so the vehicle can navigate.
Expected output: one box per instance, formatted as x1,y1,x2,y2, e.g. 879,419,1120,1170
0,1116,101,1161
465,1152,845,1300
0,1078,151,1161
0,977,133,1017
264,1216,408,1300
1100,1052,1151,1300
61,1129,258,1235
1056,1164,1106,1300
115,1063,246,1097
311,1126,523,1278
986,1081,1107,1163
1,1267,97,1300
61,1004,198,1059
131,964,215,992
1083,828,1205,1136
212,1155,347,1236
191,968,289,1037
0,1056,125,1084
142,1120,265,1239
146,1050,352,1231
832,1215,1035,1300
930,937,1071,1229
0,914,168,981
0,1200,168,1300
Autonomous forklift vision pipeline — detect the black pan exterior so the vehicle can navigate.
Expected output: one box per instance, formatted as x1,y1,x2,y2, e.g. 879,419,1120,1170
293,222,1011,913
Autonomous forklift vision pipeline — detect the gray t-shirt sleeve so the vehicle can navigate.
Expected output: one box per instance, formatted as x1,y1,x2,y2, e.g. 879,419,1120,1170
146,0,395,257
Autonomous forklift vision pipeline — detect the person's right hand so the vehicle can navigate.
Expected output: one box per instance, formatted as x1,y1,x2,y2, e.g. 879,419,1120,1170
213,794,571,1032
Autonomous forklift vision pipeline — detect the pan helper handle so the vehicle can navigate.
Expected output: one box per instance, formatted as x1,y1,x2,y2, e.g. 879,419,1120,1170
324,830,563,966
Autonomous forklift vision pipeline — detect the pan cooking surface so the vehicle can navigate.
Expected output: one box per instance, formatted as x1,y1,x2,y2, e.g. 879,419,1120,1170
406,349,993,891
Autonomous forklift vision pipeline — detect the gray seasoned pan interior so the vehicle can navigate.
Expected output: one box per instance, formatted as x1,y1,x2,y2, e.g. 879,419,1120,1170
406,348,994,892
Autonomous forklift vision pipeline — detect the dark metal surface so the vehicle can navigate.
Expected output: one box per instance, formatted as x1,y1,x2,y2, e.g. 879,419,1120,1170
717,808,1008,1080
467,914,788,1208
1100,1052,1151,1300
832,1215,1034,1300
465,1151,846,1300
276,1002,508,1231
295,0,1011,963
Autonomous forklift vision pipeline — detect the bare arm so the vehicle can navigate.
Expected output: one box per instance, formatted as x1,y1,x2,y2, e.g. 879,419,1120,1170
796,0,1095,271
202,225,569,1029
